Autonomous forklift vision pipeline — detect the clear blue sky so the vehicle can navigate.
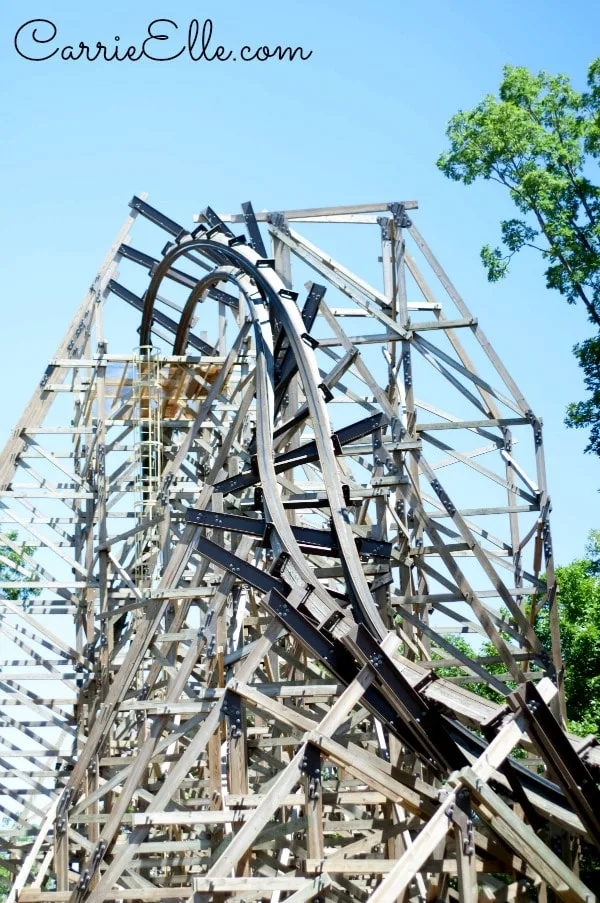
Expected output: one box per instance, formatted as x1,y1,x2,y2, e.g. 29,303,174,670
0,0,598,562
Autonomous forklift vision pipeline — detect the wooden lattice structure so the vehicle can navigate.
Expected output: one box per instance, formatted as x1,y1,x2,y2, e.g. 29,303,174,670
1,196,599,903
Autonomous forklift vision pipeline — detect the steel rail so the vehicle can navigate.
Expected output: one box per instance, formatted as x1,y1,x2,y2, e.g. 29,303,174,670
137,245,351,632
139,233,389,638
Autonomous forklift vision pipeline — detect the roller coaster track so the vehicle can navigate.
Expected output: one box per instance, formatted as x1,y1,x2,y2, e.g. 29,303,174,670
1,196,598,903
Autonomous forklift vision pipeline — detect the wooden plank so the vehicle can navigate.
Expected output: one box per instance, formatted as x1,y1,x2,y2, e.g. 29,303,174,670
462,768,595,903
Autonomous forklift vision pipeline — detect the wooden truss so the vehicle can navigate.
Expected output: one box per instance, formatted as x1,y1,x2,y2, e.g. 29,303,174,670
1,197,598,903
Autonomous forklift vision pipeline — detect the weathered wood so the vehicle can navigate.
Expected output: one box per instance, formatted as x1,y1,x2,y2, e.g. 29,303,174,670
3,195,586,903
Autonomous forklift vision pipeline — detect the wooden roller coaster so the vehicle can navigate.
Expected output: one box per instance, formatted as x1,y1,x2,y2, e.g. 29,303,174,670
0,196,598,903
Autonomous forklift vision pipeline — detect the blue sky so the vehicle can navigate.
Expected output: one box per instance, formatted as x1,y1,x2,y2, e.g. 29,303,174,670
0,0,598,562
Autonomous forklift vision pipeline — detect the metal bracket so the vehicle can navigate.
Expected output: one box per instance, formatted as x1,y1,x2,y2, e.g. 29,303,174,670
224,690,244,740
301,744,322,801
378,216,392,242
267,211,291,236
452,787,475,855
388,202,413,229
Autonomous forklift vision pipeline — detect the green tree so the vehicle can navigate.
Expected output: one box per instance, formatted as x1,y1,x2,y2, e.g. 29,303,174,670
0,531,40,602
440,533,600,737
437,60,600,454
535,536,600,737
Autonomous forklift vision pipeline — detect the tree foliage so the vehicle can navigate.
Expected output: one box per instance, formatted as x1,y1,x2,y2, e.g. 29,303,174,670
440,532,600,738
535,536,600,736
437,60,600,454
0,531,40,602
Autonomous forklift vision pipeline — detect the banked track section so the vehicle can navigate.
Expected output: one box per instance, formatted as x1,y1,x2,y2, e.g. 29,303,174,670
2,197,599,903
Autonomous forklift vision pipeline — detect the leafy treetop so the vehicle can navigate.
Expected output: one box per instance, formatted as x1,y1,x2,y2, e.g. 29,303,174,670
437,60,600,454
